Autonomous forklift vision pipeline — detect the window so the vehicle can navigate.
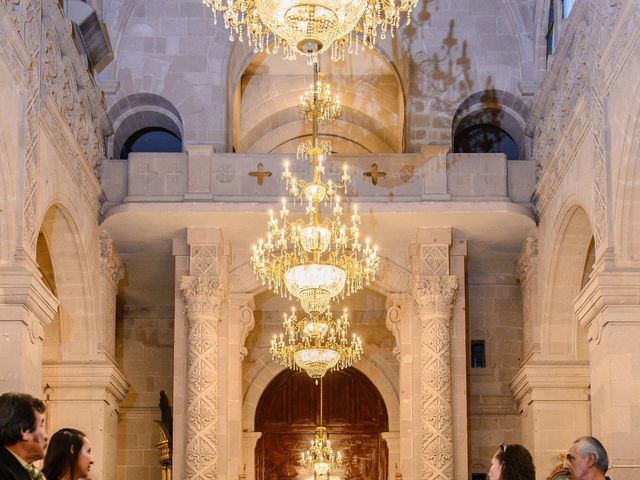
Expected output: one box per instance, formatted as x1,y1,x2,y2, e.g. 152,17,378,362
120,127,182,159
546,0,555,59
471,340,486,369
562,0,575,18
453,124,519,160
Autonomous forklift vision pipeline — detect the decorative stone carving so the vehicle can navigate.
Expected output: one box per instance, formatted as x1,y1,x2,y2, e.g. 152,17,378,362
190,246,217,278
239,305,255,360
413,275,458,480
181,275,226,480
99,230,124,285
515,237,538,284
216,164,235,183
414,276,458,319
385,303,402,360
421,245,449,276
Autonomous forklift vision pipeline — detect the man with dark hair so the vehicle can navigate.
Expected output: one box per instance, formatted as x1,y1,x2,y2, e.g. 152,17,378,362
0,392,48,480
563,436,610,480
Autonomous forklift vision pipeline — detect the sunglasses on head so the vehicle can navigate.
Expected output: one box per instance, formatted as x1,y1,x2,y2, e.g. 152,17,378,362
500,443,508,453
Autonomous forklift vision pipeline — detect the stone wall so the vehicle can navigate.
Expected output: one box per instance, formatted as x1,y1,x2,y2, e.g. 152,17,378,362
117,305,175,480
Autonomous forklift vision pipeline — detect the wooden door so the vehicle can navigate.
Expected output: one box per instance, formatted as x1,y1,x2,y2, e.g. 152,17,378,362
255,368,389,480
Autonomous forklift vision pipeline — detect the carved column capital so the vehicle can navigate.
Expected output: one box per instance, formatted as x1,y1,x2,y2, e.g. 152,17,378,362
413,275,458,320
181,276,225,315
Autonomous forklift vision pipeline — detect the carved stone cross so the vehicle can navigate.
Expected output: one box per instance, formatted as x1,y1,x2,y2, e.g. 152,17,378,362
363,163,387,186
249,162,272,185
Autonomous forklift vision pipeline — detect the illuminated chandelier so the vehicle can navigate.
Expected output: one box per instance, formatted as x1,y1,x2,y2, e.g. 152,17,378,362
251,63,379,316
202,0,419,62
271,307,363,379
300,379,343,475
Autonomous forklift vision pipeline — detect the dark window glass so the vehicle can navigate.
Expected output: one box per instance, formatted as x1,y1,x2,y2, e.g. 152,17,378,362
453,124,519,160
472,474,487,480
120,127,182,159
546,0,555,58
471,340,486,369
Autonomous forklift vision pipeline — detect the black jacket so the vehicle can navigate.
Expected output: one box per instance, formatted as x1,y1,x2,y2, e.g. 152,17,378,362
0,447,31,480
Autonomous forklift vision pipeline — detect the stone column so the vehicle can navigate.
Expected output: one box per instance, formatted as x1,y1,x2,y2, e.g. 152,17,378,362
242,432,262,480
181,275,225,480
180,228,228,480
574,269,640,480
414,275,458,480
515,237,540,359
0,267,58,394
227,294,255,480
98,230,124,358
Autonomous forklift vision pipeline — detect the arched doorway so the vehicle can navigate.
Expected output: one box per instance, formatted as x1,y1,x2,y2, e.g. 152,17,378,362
255,368,389,480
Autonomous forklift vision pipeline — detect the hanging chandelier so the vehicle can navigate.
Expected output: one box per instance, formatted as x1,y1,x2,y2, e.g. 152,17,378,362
300,379,343,475
202,0,419,61
270,307,363,379
251,63,379,316
301,426,343,475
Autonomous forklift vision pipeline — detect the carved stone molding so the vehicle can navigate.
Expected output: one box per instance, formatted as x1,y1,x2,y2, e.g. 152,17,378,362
412,275,458,480
515,237,538,284
190,245,217,278
99,230,124,285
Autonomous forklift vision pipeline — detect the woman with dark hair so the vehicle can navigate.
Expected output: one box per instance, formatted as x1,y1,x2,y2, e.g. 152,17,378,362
489,443,535,480
42,428,93,480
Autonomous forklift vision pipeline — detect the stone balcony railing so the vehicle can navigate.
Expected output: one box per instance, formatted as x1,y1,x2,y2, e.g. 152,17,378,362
100,146,535,206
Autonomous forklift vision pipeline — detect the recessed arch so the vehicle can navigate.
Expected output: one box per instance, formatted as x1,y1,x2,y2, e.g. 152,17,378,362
37,201,97,360
108,93,184,159
542,204,594,360
228,45,407,154
452,89,530,160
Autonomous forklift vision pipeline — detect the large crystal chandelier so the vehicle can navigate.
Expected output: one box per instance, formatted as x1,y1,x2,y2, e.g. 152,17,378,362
202,0,419,61
251,63,379,316
271,307,363,379
300,379,343,475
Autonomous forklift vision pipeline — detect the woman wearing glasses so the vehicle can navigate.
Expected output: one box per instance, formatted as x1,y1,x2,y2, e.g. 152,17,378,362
489,443,535,480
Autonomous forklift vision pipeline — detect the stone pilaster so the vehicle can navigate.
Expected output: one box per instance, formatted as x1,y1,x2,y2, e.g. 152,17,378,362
386,293,413,479
181,274,225,480
574,268,640,480
228,294,255,480
515,236,540,359
414,275,458,480
98,230,124,359
41,363,129,480
0,267,58,394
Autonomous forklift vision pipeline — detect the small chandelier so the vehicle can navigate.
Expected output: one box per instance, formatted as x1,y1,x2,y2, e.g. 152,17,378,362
301,426,343,475
300,379,343,475
202,0,418,62
251,63,379,316
298,75,341,124
271,308,363,379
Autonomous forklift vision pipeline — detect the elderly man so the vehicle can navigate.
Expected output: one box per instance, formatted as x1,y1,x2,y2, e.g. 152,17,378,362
0,392,48,480
563,436,610,480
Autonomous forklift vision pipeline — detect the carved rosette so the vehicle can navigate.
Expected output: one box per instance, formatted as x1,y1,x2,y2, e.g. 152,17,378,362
413,276,458,480
180,276,225,480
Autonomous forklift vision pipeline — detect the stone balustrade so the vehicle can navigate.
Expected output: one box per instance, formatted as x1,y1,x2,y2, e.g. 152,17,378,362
101,148,535,206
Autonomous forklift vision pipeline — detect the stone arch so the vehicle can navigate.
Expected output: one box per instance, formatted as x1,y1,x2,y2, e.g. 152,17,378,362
614,77,640,265
542,203,594,360
243,350,399,432
37,201,97,360
452,89,530,160
226,40,409,154
108,93,184,159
